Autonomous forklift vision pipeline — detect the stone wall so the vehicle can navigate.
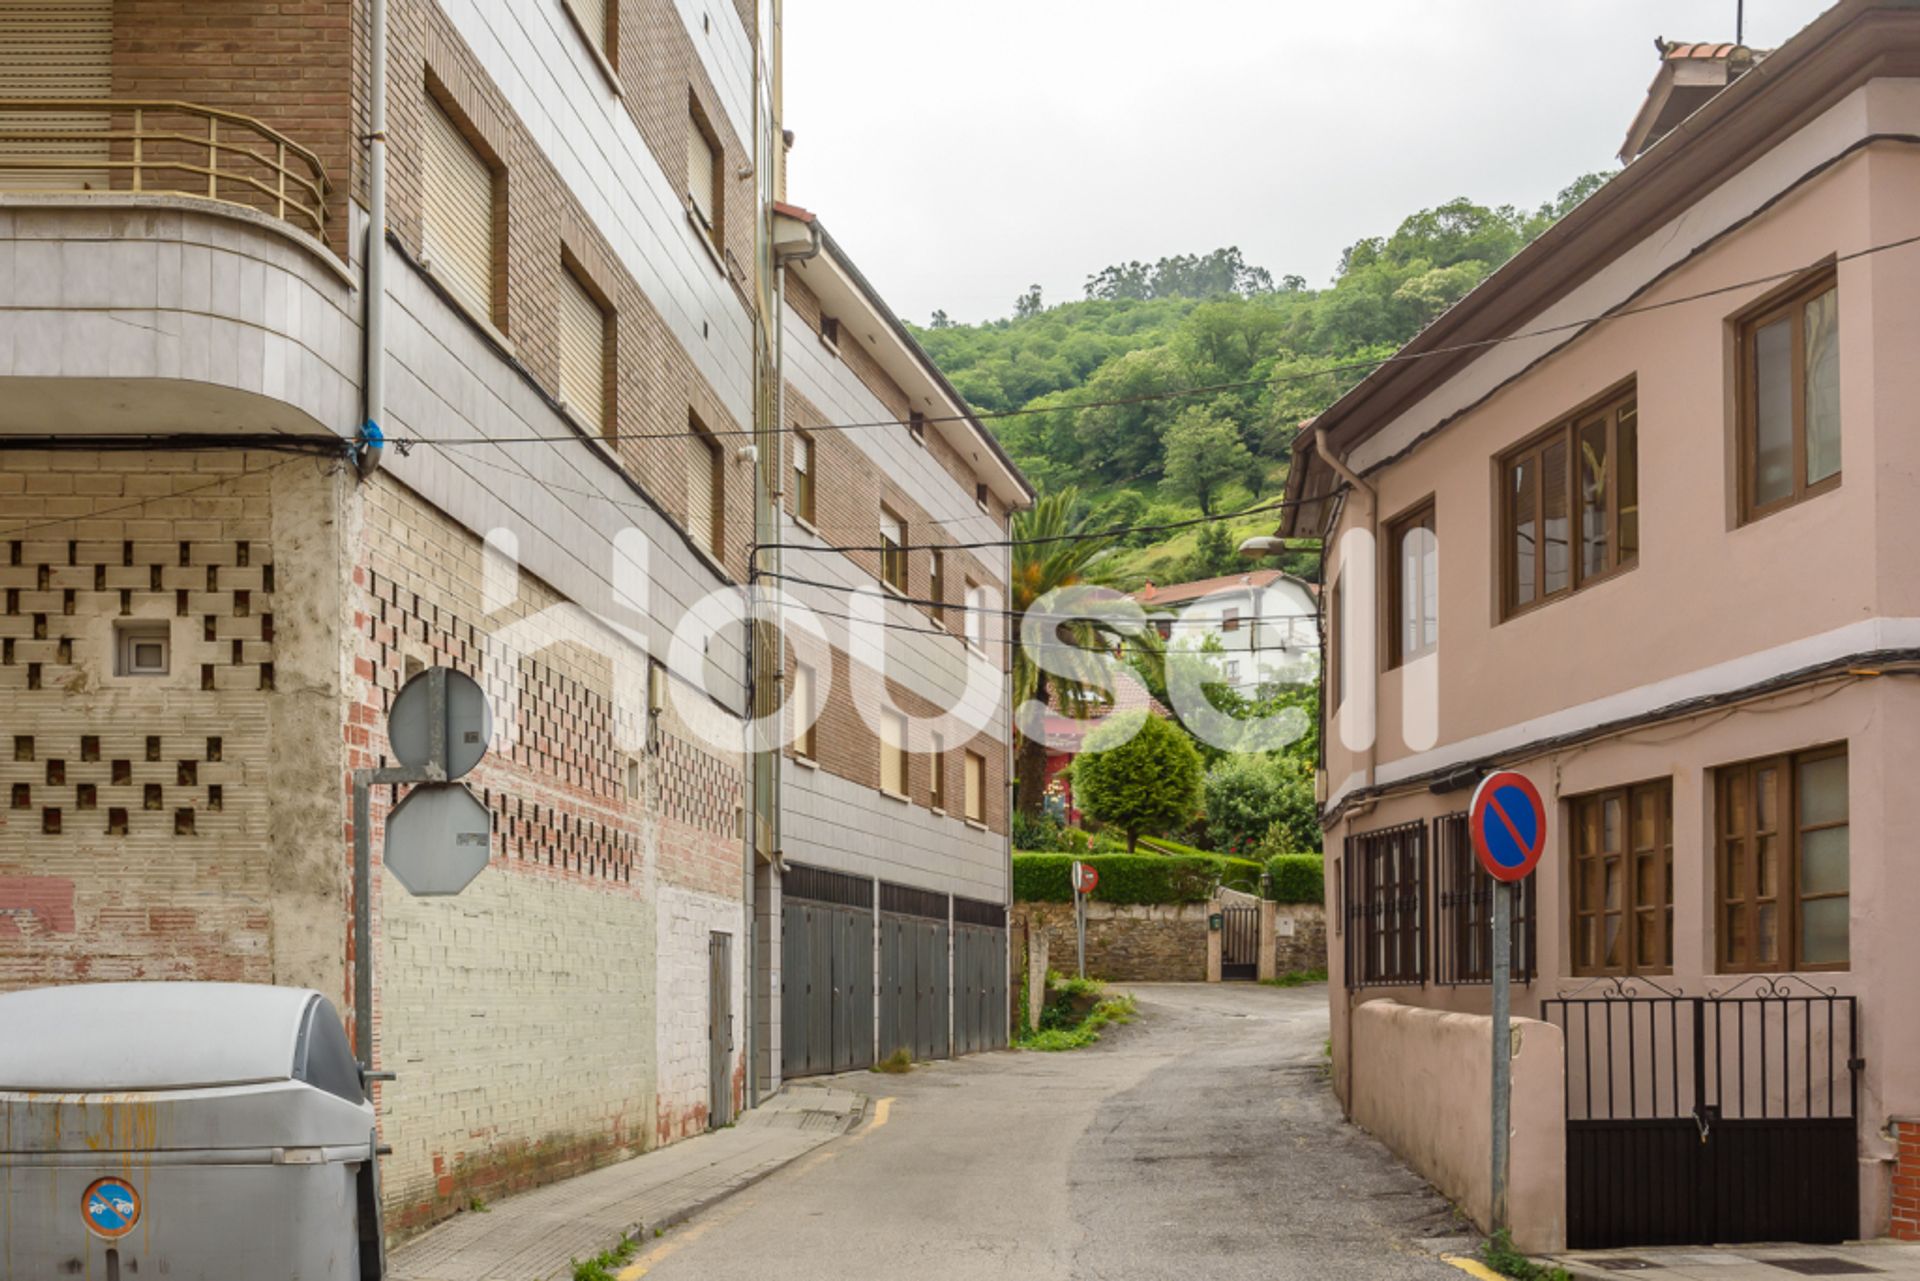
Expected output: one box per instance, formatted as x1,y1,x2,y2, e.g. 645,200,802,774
1271,902,1329,975
1012,901,1212,983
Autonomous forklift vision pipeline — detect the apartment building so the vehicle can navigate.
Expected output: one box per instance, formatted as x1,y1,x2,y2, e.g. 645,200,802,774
1131,569,1319,694
767,212,1033,1081
0,0,1016,1242
1279,1,1920,1250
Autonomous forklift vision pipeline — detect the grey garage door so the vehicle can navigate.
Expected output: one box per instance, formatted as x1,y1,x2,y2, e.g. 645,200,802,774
953,898,1008,1055
879,882,949,1063
781,865,874,1079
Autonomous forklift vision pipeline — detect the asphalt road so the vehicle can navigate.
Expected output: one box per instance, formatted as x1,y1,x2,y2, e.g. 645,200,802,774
633,983,1468,1281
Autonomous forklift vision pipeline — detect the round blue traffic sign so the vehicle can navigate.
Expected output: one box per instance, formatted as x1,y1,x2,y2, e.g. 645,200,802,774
1468,770,1547,882
82,1176,141,1239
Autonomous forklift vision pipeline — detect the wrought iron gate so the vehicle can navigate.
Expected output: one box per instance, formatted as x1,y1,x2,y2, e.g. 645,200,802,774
1220,903,1259,981
1543,977,1860,1249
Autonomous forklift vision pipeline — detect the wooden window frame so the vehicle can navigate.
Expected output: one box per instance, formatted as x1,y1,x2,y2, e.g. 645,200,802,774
1736,268,1841,524
929,732,948,812
1327,574,1343,711
1386,497,1437,668
1499,385,1639,621
1221,607,1240,633
686,94,723,249
929,547,947,623
1342,821,1427,988
1715,743,1849,974
880,504,909,593
793,430,817,527
1569,778,1673,978
963,750,986,824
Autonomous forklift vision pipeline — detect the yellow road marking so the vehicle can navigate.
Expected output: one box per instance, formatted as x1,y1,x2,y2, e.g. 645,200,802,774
869,1097,893,1131
1441,1256,1506,1281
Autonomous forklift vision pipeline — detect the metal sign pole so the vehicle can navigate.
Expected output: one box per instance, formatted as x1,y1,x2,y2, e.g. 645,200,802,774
1490,878,1513,1234
1075,883,1086,980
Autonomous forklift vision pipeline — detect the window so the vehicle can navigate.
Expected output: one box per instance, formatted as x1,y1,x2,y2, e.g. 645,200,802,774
1502,389,1638,617
115,622,169,676
930,733,948,811
1388,499,1438,666
566,0,614,58
791,663,816,760
1716,745,1848,972
964,750,985,823
880,708,908,796
1222,608,1240,633
422,91,500,327
929,548,947,621
793,431,816,526
1433,813,1535,985
819,315,841,350
686,102,720,247
975,481,990,510
1327,575,1343,710
1224,659,1241,685
880,506,908,592
1342,822,1426,988
1571,779,1673,976
686,417,721,557
909,411,927,444
646,659,666,751
557,261,611,435
1739,271,1839,521
1154,619,1173,641
963,581,987,650
0,0,111,192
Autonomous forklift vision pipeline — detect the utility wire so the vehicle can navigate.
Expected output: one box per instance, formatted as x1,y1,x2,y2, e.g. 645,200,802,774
0,453,325,540
758,568,1318,626
361,232,1920,447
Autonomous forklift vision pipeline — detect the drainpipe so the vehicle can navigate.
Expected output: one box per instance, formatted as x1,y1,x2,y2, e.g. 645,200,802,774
355,0,389,477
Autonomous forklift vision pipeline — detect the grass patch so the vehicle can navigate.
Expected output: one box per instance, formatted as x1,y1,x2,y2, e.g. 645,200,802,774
1479,1229,1572,1281
571,1233,639,1281
1259,967,1329,988
1019,989,1138,1052
869,1048,913,1074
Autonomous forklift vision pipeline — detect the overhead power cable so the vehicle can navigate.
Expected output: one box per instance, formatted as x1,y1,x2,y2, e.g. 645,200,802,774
341,231,1920,448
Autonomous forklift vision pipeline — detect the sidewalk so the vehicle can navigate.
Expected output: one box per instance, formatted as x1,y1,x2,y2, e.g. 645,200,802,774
387,1083,867,1281
1551,1240,1920,1279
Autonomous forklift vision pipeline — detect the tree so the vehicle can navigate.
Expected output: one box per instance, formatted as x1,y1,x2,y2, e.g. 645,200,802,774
1014,284,1044,319
929,309,953,329
1182,519,1240,580
1010,490,1164,818
1070,710,1203,851
1162,410,1254,515
1203,753,1320,858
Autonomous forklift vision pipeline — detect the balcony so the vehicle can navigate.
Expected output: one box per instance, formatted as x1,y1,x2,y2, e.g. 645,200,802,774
0,99,329,240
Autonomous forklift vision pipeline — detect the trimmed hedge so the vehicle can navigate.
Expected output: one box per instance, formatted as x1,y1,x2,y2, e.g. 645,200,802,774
1013,853,1263,905
1265,854,1325,905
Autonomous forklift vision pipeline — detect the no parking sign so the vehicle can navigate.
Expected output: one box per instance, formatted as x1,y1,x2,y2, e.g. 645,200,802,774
1468,770,1547,883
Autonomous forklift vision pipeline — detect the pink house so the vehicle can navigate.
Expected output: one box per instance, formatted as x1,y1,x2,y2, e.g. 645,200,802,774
1280,2,1920,1252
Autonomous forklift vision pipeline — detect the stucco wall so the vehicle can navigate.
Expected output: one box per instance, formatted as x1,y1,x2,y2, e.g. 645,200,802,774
1349,1000,1565,1253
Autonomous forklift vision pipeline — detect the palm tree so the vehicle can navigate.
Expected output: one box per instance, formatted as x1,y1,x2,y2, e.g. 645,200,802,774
1010,490,1162,819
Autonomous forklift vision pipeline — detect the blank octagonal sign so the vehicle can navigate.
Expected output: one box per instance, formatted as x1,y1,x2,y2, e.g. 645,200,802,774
385,782,494,897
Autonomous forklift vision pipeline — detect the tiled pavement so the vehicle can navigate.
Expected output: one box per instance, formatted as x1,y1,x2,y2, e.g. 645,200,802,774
1550,1241,1920,1280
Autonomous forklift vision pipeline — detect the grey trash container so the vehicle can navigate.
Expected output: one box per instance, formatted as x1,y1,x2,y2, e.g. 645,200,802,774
0,981,382,1279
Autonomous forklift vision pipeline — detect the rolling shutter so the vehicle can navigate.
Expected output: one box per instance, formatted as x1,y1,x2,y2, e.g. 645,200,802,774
422,96,495,324
687,120,716,234
0,0,111,192
557,267,607,433
572,0,608,50
964,752,985,823
687,425,718,555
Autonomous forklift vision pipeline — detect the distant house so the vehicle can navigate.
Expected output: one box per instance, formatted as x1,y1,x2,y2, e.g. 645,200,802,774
1130,571,1320,694
1039,672,1170,826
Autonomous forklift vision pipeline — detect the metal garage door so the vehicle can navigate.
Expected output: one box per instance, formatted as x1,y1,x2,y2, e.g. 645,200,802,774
953,898,1008,1055
879,882,949,1063
780,865,874,1079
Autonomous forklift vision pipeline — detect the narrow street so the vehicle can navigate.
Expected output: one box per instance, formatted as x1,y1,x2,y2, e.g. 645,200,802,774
632,984,1464,1281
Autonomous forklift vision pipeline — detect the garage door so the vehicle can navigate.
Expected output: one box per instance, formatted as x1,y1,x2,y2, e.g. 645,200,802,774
780,864,873,1079
953,898,1008,1055
879,882,949,1063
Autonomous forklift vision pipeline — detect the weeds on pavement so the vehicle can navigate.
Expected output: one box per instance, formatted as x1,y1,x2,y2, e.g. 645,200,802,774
870,1048,914,1074
570,1232,639,1281
1258,967,1329,988
1480,1229,1572,1281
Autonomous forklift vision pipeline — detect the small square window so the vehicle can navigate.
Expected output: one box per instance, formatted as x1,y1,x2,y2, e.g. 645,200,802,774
116,622,170,676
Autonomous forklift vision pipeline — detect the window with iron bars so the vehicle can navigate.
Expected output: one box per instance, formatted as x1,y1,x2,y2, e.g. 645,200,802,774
1433,812,1536,985
1343,821,1427,988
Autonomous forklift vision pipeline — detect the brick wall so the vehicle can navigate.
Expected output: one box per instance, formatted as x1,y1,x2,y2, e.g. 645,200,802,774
0,449,344,998
1896,1121,1920,1240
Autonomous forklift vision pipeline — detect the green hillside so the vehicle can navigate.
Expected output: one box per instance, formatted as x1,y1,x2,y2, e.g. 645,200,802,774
910,176,1609,590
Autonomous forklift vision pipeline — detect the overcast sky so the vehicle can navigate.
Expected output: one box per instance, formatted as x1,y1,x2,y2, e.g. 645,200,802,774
783,1,1835,325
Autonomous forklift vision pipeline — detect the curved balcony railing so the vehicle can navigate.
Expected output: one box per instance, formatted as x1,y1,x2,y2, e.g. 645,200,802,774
0,99,329,238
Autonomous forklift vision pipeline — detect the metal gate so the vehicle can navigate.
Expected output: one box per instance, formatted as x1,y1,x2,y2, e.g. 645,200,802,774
707,932,733,1129
880,882,949,1063
780,865,874,1079
1543,977,1860,1249
953,898,1008,1055
1220,903,1259,981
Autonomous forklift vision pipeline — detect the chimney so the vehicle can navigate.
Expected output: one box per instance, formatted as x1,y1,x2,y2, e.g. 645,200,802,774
1620,39,1767,164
